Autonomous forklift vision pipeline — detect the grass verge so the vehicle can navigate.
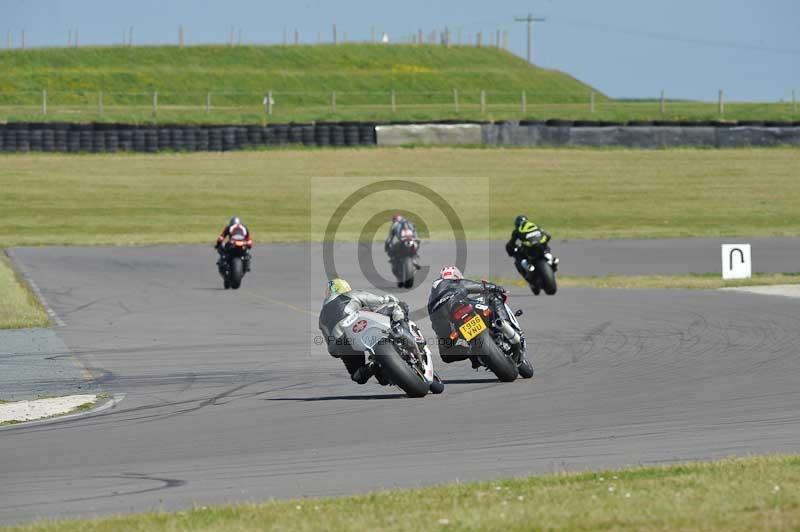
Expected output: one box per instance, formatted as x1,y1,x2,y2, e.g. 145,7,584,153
497,272,800,290
0,252,49,329
1,147,799,246
4,455,798,531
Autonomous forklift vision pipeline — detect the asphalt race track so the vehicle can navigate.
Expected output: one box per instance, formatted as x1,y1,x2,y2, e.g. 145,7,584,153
1,241,799,524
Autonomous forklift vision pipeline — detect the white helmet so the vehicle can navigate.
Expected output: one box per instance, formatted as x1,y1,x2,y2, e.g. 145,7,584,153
439,265,463,280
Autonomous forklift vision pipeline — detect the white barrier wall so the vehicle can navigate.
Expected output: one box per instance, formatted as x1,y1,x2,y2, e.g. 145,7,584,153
375,123,800,148
376,124,482,146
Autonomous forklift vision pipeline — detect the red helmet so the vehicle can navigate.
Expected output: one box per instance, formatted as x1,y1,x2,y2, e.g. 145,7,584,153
439,265,463,280
392,214,405,223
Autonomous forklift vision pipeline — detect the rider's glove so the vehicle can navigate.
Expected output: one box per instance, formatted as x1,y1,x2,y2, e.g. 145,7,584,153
391,306,405,323
398,301,410,316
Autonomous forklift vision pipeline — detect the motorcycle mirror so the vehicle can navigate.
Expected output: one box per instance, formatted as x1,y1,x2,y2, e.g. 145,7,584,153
514,309,524,317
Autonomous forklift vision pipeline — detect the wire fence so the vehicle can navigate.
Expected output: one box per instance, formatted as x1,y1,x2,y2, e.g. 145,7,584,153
0,90,797,122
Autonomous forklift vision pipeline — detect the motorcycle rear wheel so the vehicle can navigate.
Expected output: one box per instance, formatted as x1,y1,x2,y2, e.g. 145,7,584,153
229,257,244,290
373,343,430,398
475,334,518,382
534,259,557,295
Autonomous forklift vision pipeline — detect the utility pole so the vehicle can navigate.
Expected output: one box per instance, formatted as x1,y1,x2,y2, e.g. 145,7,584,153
514,13,545,64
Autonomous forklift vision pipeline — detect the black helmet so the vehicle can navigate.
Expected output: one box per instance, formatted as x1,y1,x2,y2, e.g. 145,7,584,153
514,215,528,228
229,216,241,226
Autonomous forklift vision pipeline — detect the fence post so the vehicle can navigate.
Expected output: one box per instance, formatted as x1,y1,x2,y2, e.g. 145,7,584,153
6,29,11,49
480,90,486,114
496,29,500,48
660,89,665,114
67,28,71,47
42,89,47,115
179,25,184,47
391,90,396,112
502,30,509,50
718,89,724,116
521,90,526,115
21,28,25,49
98,91,103,115
589,91,595,113
268,90,273,115
153,91,158,117
75,28,79,47
333,24,337,45
476,31,482,47
454,89,459,112
206,92,211,114
294,28,299,45
331,91,336,113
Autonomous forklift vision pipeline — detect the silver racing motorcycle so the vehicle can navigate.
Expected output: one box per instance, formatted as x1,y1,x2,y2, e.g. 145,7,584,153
340,305,444,397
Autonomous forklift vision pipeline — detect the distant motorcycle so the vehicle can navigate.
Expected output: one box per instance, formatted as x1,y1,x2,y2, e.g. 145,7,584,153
446,284,533,382
340,305,444,397
511,239,558,295
218,234,251,290
388,230,420,289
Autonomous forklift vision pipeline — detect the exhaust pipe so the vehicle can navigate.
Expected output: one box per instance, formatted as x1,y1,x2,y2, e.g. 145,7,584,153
495,319,520,344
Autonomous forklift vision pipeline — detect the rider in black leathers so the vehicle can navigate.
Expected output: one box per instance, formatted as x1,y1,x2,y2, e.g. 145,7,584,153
427,266,505,367
384,214,421,267
505,214,559,281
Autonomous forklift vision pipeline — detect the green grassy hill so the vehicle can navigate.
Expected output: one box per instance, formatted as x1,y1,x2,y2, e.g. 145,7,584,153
0,44,609,122
0,44,600,99
0,44,792,123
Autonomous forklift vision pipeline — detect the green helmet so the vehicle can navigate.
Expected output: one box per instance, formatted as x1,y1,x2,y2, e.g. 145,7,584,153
326,278,352,298
514,215,528,229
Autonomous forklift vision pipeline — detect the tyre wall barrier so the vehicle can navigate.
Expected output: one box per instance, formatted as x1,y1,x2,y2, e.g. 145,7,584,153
2,121,799,153
0,122,380,153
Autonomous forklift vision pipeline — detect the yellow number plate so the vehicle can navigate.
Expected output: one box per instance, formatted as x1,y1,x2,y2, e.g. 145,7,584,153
459,314,487,341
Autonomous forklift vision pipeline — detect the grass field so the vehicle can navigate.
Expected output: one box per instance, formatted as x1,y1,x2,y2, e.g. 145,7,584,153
0,45,796,123
4,455,798,531
0,253,49,329
1,147,799,247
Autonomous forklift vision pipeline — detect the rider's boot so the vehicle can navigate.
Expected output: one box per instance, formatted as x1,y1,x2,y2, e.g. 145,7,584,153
351,362,375,385
545,252,559,272
373,365,390,386
469,355,482,369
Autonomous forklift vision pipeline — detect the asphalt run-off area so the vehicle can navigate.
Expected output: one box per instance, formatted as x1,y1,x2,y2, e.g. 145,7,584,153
1,239,798,524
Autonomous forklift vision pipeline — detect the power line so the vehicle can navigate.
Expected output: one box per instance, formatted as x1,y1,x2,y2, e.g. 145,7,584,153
550,17,800,57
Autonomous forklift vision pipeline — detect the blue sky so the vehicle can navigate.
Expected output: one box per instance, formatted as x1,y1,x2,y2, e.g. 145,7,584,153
2,0,797,101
